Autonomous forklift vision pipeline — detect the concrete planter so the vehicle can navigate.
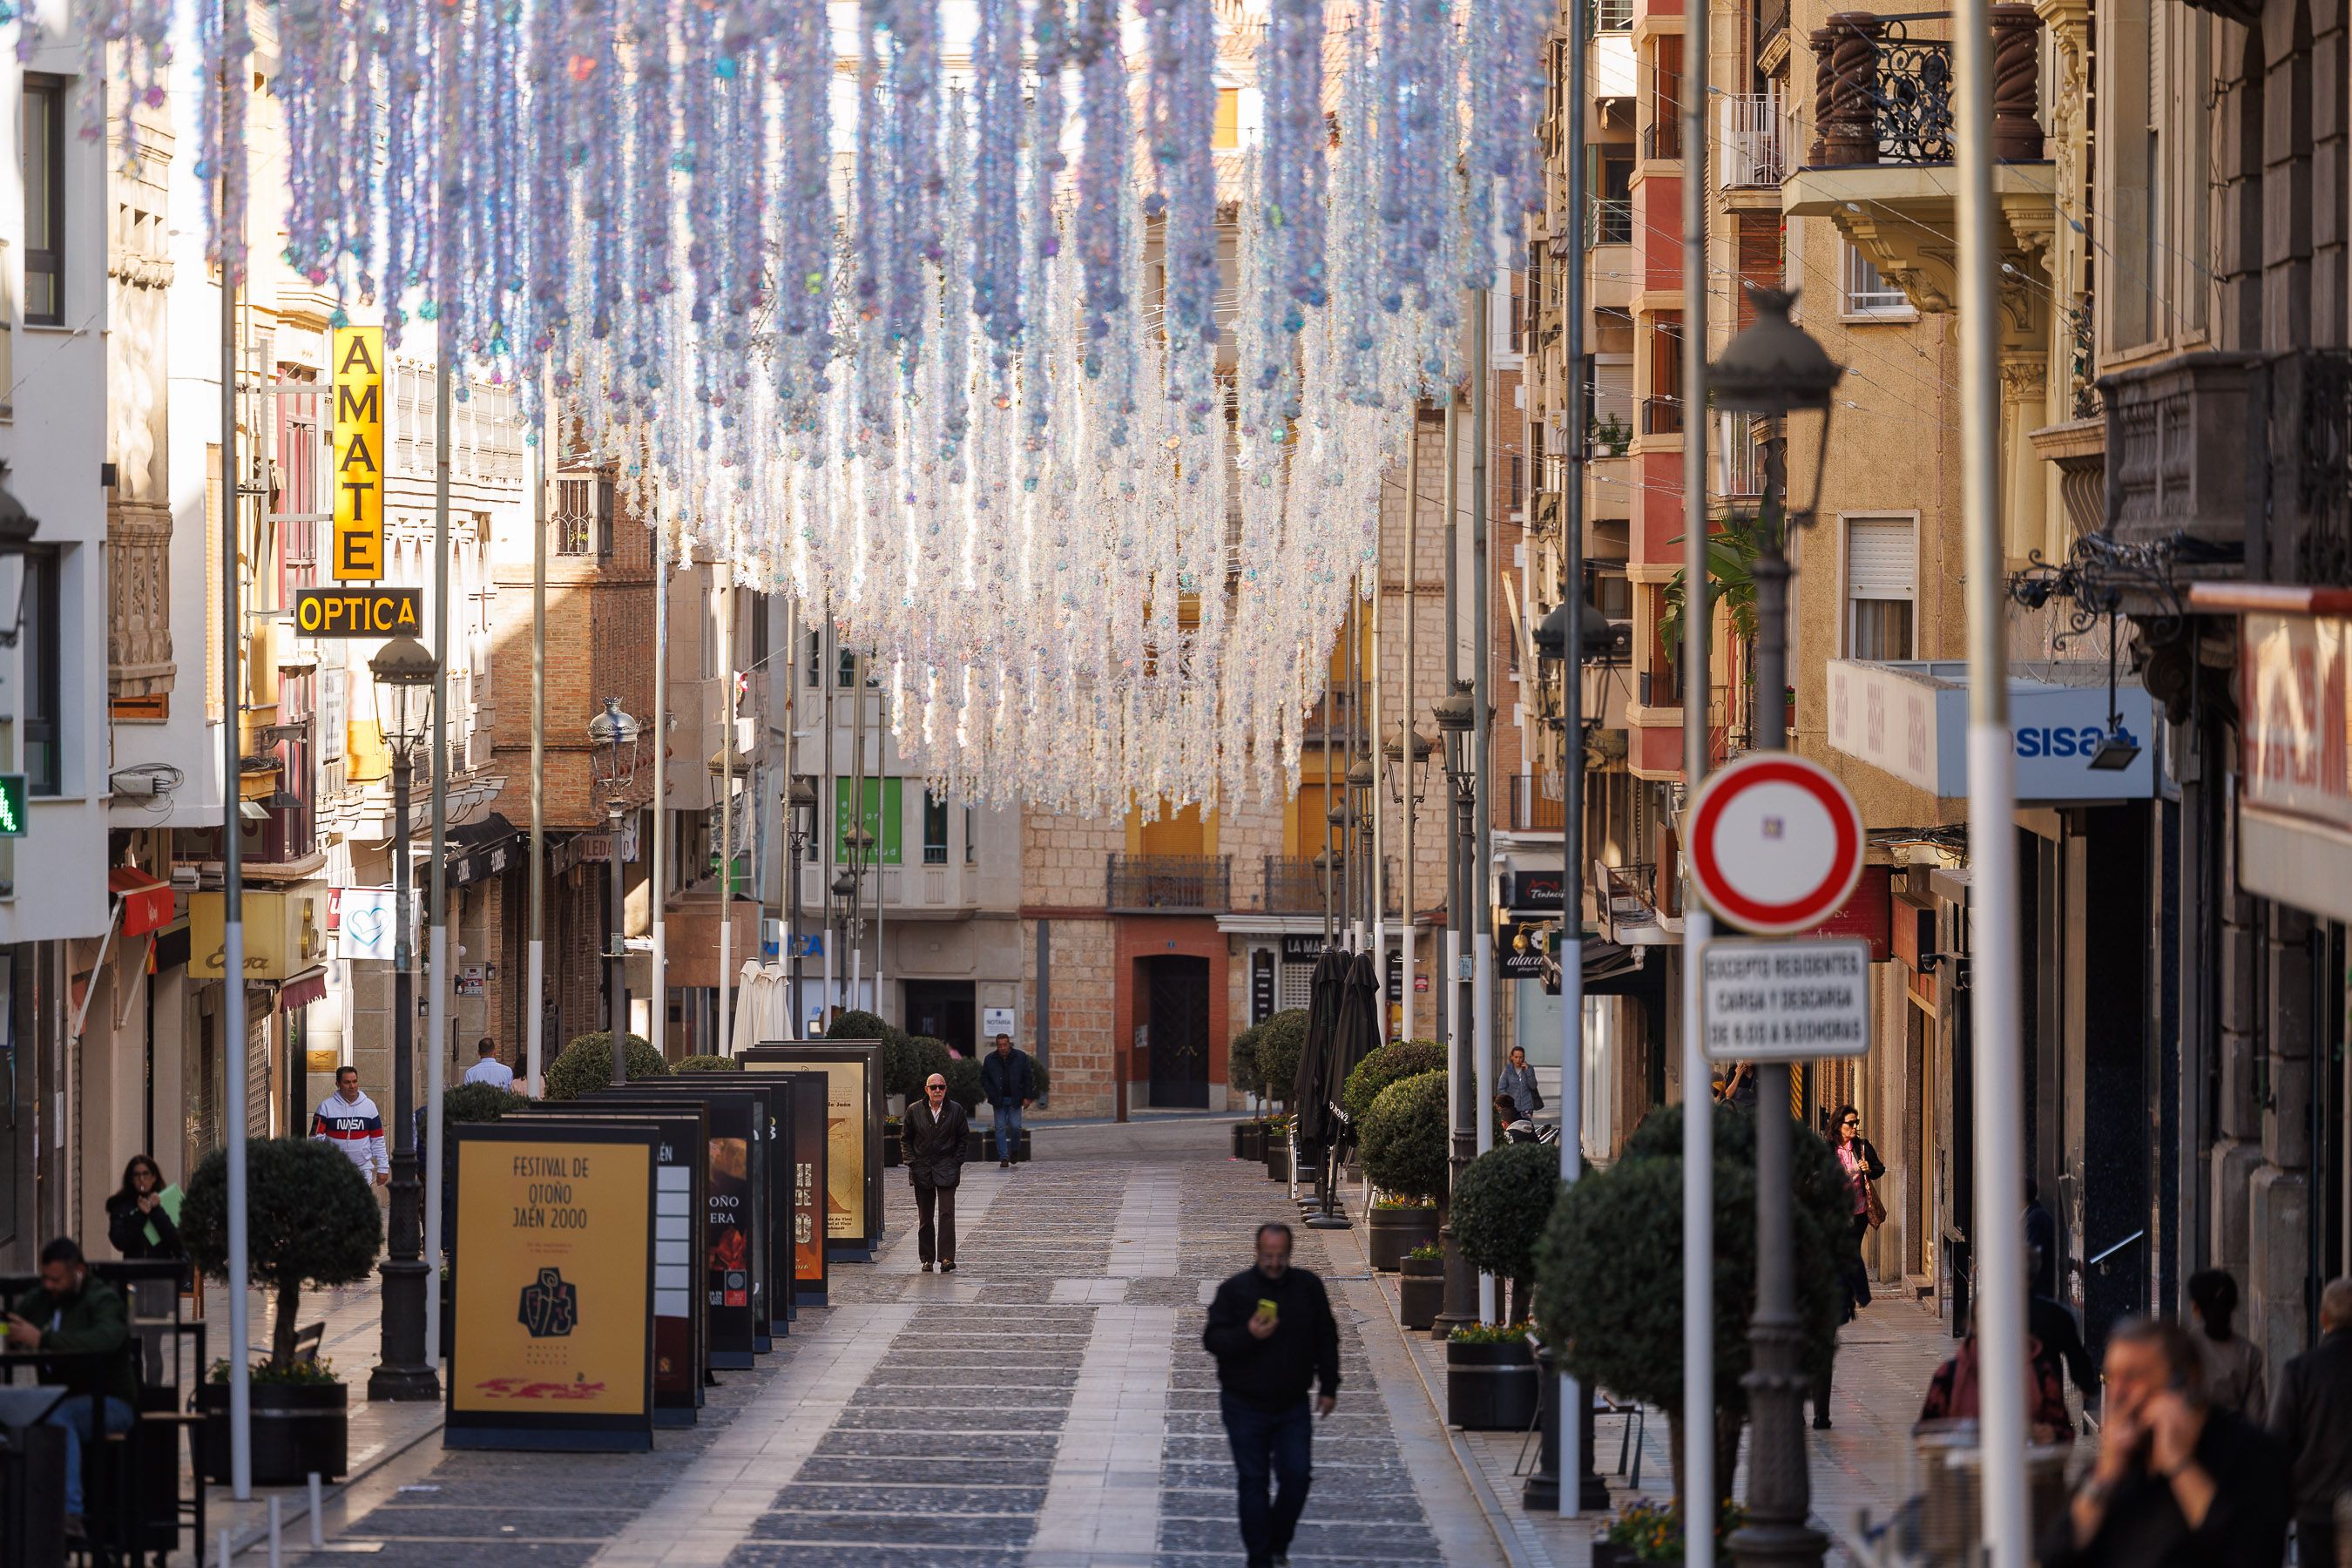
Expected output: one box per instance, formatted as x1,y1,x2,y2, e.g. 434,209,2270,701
199,1380,348,1485
1366,1205,1440,1271
1444,1338,1538,1431
1397,1255,1444,1330
1265,1143,1292,1182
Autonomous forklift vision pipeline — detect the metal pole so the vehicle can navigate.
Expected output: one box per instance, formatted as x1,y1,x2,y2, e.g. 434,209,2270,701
1435,385,1476,1340
1680,0,1715,1534
1957,0,2028,1552
1347,591,1362,949
1471,287,1497,1326
849,650,866,1009
368,752,434,1401
784,595,801,1034
1370,562,1386,1027
1402,409,1421,1046
821,612,836,1018
1435,399,1455,1058
528,387,546,1097
608,788,628,1081
651,541,668,1059
422,354,450,1372
218,128,252,1494
719,566,734,1052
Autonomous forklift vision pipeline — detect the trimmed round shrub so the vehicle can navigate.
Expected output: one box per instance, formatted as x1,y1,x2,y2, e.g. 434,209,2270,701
672,1054,741,1073
544,1031,667,1102
887,1036,954,1099
1255,1009,1310,1105
1451,1140,1562,1284
1360,1068,1450,1202
442,1082,515,1129
826,1009,902,1045
1342,1038,1445,1125
182,1139,382,1373
944,1055,985,1114
1534,1100,1849,1425
1228,1024,1263,1101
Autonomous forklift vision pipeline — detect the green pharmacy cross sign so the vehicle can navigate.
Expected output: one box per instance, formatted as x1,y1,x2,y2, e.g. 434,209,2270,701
0,774,26,837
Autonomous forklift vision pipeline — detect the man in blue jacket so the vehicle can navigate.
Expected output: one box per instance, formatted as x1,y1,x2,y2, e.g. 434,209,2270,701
978,1033,1035,1169
1203,1222,1341,1568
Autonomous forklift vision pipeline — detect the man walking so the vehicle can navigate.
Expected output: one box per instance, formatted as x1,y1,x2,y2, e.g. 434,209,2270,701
2272,1276,2352,1566
310,1064,390,1187
979,1031,1035,1169
1203,1222,1340,1568
462,1036,516,1092
6,1238,134,1540
901,1071,968,1274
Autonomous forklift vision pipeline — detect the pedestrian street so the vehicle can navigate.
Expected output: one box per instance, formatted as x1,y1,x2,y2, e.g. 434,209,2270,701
287,1119,1496,1568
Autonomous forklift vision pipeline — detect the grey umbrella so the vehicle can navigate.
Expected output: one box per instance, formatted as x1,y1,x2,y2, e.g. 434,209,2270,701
1291,945,1349,1152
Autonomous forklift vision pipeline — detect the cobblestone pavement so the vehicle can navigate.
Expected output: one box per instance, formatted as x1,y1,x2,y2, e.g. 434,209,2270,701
294,1121,1495,1568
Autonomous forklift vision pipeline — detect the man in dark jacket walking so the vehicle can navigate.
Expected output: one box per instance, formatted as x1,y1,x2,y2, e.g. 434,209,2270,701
1202,1222,1340,1568
900,1072,969,1273
2271,1275,2352,1566
978,1032,1036,1169
6,1237,135,1538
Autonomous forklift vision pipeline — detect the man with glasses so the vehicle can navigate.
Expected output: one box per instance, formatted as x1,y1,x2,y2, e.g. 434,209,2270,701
901,1072,970,1273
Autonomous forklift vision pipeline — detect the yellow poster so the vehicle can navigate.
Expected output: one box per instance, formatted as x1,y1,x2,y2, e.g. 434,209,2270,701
452,1138,651,1417
745,1058,865,1240
330,326,384,582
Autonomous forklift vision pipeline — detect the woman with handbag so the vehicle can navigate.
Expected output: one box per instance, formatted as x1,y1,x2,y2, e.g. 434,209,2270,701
1813,1105,1887,1429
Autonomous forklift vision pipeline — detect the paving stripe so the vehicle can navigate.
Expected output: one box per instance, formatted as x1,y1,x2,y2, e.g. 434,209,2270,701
1026,1301,1178,1565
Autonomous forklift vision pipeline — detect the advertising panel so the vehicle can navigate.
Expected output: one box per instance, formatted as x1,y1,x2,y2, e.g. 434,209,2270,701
739,1042,883,1260
583,1087,764,1369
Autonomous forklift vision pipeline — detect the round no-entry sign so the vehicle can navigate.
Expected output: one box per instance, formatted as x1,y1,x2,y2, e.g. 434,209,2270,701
1686,753,1865,935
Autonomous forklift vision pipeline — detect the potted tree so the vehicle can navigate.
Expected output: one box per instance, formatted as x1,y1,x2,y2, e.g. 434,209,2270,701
1535,1101,1848,1513
1255,1010,1309,1181
1359,1069,1447,1270
1397,1243,1445,1330
1346,1042,1444,1265
1228,1024,1264,1157
544,1031,669,1100
1451,1140,1564,1326
1443,1321,1541,1431
182,1139,382,1484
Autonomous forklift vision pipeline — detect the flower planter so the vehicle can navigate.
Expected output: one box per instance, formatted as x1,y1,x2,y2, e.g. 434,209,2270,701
199,1380,348,1485
1242,1122,1268,1159
1366,1204,1440,1271
1397,1256,1444,1330
963,1127,1032,1163
1231,1122,1250,1159
1445,1339,1539,1431
1265,1143,1293,1182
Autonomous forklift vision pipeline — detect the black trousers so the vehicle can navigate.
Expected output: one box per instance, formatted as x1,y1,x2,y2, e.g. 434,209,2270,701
915,1180,957,1264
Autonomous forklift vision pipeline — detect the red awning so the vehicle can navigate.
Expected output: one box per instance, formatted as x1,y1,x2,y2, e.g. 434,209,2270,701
108,867,175,938
278,967,329,1013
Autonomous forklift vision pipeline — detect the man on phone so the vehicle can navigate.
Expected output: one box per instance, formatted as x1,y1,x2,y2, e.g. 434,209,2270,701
2040,1316,2288,1566
1202,1222,1340,1568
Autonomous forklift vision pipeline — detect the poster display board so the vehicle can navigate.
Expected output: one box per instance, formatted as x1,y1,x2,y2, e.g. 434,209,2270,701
776,1071,831,1306
508,1106,707,1423
585,1087,766,1369
739,1042,883,1261
447,1122,657,1452
681,1073,801,1331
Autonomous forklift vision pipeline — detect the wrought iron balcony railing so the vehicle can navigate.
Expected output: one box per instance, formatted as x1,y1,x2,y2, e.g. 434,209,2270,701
1106,854,1231,913
1802,8,2042,168
1590,198,1634,247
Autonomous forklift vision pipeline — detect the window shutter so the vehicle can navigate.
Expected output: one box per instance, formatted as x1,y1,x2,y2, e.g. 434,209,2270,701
1845,517,1916,600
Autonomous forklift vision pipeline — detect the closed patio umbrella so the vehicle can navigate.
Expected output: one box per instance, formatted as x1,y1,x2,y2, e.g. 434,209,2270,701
1291,946,1349,1153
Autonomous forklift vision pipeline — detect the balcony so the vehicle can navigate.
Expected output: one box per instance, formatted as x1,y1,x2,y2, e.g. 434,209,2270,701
1589,199,1633,247
1799,9,2040,171
1595,860,1676,943
1719,94,1786,189
1640,395,1685,436
1642,119,1682,163
2101,348,2352,585
1261,855,1403,915
1106,854,1231,914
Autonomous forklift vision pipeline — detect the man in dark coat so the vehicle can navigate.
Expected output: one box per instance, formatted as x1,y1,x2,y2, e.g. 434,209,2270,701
2270,1275,2352,1567
978,1032,1036,1169
1203,1222,1341,1568
6,1237,134,1538
900,1071,969,1273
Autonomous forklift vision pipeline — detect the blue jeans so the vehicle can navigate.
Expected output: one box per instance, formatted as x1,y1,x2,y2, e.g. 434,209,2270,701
993,1103,1024,1162
1219,1393,1313,1566
47,1394,134,1517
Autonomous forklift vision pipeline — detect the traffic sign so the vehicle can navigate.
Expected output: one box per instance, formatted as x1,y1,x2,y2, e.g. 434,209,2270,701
1685,753,1864,935
1700,937,1870,1063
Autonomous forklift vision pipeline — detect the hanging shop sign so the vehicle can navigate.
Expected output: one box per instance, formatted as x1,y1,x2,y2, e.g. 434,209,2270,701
293,586,421,639
740,1043,883,1262
1699,937,1872,1064
2236,610,2352,923
329,326,385,583
447,1123,657,1452
1252,950,1276,1024
1824,659,2156,801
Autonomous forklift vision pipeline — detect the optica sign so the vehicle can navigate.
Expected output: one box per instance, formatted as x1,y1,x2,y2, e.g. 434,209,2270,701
293,586,422,639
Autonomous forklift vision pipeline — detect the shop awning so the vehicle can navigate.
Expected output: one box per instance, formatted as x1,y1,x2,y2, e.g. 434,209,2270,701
278,967,329,1012
447,813,520,888
1825,659,2156,802
108,867,175,938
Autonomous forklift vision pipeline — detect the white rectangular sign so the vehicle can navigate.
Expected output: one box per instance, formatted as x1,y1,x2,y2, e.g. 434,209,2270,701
981,1006,1016,1041
1700,937,1871,1064
335,887,416,963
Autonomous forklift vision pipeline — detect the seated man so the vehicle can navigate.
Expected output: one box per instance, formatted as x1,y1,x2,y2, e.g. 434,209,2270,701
7,1237,135,1538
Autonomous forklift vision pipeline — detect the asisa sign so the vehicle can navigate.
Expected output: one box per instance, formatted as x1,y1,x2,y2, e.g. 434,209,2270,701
1825,659,2155,801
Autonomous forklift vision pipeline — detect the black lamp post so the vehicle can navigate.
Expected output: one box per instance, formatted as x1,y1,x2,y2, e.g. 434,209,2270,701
787,775,816,1036
1708,287,1842,1568
1347,758,1375,936
367,633,438,1402
1385,726,1434,1044
588,697,643,1086
1430,680,1479,1338
830,867,857,1010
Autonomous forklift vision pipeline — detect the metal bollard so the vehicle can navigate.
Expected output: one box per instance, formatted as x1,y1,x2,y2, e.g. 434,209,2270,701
219,1526,233,1565
308,1473,326,1549
267,1497,282,1568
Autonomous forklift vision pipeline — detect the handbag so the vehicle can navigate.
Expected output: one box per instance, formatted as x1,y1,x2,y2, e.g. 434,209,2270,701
1862,1178,1888,1229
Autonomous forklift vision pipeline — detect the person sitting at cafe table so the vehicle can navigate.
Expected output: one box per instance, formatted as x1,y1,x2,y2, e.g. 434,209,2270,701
7,1236,136,1540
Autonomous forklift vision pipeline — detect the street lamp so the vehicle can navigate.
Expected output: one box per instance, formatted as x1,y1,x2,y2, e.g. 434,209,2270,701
588,697,643,1087
1386,725,1436,1044
1707,286,1842,1568
366,633,437,1402
1430,680,1479,1338
1384,726,1435,808
787,776,817,1036
1347,759,1375,936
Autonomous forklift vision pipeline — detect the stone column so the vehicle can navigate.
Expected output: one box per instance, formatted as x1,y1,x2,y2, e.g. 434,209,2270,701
2209,883,2263,1280
1819,15,1883,167
2249,902,2315,1376
1989,6,2046,160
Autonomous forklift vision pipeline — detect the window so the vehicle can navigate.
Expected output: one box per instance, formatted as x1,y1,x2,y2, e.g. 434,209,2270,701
923,788,950,865
1646,37,1682,160
1840,241,1911,318
22,77,62,325
963,803,977,863
1845,516,1916,660
18,549,58,794
805,629,823,687
1213,87,1240,151
554,473,612,558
